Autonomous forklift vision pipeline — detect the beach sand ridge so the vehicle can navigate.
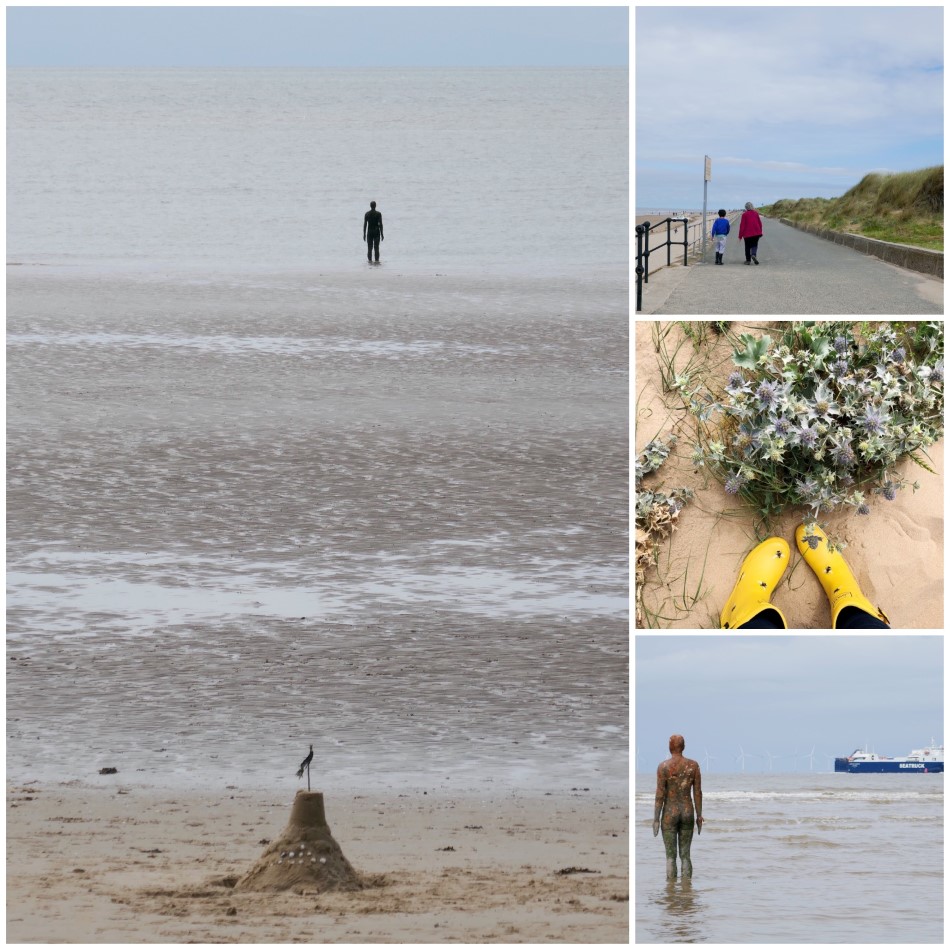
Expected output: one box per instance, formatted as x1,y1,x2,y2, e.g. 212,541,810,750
7,782,628,943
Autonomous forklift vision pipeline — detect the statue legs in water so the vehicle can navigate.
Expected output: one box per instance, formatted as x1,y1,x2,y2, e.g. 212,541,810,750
662,816,695,879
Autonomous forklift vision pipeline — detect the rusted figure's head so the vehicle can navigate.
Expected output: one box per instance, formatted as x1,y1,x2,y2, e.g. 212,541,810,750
669,734,686,754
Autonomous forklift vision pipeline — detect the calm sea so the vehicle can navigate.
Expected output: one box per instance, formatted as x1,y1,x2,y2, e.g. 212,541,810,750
636,772,944,943
7,67,627,277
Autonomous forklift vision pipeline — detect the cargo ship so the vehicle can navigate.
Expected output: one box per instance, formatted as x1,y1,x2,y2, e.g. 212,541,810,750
835,741,944,774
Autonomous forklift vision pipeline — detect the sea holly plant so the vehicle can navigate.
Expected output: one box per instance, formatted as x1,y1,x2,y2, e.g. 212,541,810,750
689,322,943,524
731,332,772,370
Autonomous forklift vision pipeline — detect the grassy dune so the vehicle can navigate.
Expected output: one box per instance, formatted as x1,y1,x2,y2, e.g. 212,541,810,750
761,166,943,251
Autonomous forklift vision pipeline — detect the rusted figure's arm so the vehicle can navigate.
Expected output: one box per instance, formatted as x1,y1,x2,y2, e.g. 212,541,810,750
694,762,704,834
653,764,665,836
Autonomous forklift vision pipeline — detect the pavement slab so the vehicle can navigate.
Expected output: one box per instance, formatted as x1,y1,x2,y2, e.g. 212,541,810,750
647,218,943,315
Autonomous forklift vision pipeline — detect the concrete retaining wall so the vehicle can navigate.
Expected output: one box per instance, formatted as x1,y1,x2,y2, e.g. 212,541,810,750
778,218,943,279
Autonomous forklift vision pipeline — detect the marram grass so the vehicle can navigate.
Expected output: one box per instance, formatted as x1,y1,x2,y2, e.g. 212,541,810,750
762,166,944,250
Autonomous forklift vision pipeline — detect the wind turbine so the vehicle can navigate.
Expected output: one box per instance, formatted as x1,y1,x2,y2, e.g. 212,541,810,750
703,749,717,773
764,750,779,771
799,746,816,771
736,745,752,773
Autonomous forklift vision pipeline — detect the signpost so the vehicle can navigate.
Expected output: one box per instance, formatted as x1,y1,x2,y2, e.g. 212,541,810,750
702,155,711,263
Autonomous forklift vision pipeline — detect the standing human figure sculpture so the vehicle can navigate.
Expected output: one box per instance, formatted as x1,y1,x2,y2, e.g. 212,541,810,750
363,200,384,263
653,734,703,880
738,201,763,265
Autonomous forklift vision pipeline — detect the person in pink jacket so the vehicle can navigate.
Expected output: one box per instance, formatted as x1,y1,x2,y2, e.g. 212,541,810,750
738,201,763,265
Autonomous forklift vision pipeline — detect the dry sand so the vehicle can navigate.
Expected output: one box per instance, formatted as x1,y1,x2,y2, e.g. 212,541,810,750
635,320,944,629
635,214,703,260
6,781,628,943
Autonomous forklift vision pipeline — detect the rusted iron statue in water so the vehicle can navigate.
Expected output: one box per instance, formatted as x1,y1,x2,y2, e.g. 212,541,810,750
653,734,704,879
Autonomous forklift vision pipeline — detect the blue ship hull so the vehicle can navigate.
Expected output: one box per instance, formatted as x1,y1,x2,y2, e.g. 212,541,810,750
835,758,943,774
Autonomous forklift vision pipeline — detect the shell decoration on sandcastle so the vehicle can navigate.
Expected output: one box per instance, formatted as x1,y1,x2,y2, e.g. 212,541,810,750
234,791,363,894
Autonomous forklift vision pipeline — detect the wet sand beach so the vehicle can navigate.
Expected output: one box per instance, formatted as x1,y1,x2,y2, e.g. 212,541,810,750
635,320,944,629
7,267,628,941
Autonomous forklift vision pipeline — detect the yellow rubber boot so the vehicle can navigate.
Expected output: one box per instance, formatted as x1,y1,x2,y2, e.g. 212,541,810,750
795,524,889,628
720,538,790,629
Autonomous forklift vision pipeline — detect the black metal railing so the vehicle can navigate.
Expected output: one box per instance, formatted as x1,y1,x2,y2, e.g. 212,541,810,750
635,217,688,312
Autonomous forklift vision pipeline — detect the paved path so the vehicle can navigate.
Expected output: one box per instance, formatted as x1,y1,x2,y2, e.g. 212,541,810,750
649,217,942,314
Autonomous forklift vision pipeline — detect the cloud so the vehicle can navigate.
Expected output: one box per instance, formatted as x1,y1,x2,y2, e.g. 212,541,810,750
635,6,943,206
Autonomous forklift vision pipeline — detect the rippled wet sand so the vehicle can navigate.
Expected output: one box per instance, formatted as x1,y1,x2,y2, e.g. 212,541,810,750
7,270,628,791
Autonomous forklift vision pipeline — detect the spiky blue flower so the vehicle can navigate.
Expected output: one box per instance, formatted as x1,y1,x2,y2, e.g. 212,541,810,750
861,404,887,436
725,371,746,395
772,416,792,438
831,441,856,468
832,336,849,355
831,359,849,378
724,473,744,495
882,482,898,501
857,503,871,516
797,424,819,449
811,380,840,420
755,380,780,411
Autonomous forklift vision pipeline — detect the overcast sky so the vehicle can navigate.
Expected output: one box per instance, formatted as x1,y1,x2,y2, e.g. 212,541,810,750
635,5,943,210
636,636,943,773
6,5,628,68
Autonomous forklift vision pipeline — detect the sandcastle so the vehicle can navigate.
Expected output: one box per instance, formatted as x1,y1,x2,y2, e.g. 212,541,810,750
235,791,363,893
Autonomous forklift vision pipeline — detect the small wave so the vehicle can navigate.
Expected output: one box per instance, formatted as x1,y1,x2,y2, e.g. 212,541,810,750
702,789,940,803
778,835,842,848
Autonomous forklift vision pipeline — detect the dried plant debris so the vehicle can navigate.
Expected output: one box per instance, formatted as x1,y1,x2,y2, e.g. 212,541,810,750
635,434,693,625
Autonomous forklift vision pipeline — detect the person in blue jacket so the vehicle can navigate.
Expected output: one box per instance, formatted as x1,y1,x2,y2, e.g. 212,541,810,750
711,209,730,265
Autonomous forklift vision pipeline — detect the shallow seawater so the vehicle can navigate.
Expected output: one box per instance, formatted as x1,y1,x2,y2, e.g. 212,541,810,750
8,548,627,633
8,67,627,277
635,772,944,943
